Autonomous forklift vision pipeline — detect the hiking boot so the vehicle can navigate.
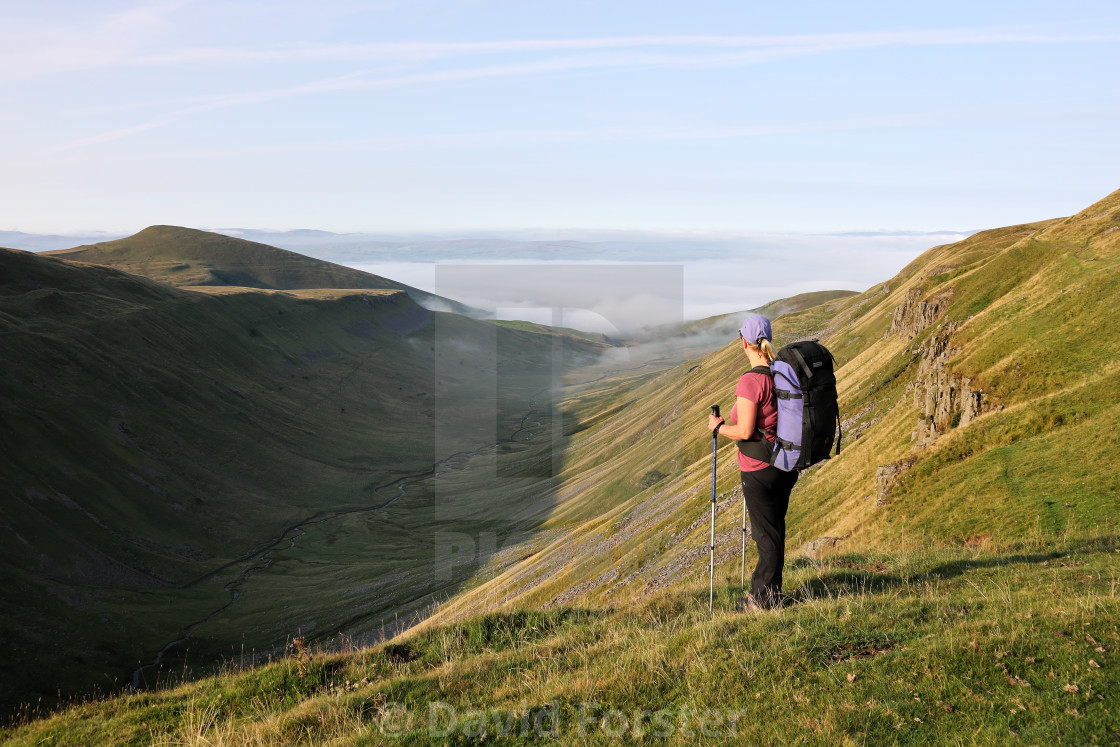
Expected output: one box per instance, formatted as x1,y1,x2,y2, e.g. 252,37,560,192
736,593,782,613
735,594,767,613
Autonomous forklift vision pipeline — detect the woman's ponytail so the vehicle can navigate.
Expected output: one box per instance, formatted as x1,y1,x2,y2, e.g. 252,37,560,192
758,338,777,363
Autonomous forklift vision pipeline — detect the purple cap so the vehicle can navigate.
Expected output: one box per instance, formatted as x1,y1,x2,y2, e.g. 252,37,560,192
738,315,772,344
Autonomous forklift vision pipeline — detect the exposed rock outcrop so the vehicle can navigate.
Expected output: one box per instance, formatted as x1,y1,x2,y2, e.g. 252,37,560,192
803,536,841,557
870,285,994,502
908,323,989,447
875,458,913,507
886,288,954,340
872,296,994,501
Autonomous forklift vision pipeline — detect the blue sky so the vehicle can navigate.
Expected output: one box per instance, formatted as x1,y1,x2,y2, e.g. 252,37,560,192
2,0,1118,234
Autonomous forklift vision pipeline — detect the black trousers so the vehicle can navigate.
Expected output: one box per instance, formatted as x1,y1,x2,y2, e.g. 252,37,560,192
741,466,798,608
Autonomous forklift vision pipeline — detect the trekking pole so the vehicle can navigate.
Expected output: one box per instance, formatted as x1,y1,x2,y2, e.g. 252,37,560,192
709,405,720,612
741,492,747,592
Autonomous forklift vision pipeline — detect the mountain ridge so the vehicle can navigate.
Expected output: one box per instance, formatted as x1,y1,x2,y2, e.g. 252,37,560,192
43,225,473,313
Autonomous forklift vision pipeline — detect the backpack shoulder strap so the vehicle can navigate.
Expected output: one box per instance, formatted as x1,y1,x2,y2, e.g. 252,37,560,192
744,365,775,414
737,366,778,462
784,344,814,380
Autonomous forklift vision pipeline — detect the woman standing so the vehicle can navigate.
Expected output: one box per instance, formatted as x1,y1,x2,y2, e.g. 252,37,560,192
707,316,798,610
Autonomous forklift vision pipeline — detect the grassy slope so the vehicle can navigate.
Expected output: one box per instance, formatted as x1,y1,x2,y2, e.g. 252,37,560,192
42,225,470,312
7,532,1117,744
0,248,606,715
5,190,1120,743
413,189,1120,622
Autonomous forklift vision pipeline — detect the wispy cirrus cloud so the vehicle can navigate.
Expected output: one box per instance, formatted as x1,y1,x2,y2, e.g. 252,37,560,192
38,103,1109,164
38,119,176,154
30,106,935,158
0,0,189,83
112,27,1120,66
6,13,1120,82
23,16,1120,155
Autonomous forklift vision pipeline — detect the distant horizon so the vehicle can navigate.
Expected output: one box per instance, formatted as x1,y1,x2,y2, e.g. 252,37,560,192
4,222,972,325
3,224,977,243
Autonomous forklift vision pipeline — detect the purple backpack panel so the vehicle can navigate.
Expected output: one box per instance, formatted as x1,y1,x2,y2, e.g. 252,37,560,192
771,360,803,472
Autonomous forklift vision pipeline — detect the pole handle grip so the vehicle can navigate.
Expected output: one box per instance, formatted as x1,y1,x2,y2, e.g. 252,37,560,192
710,404,720,418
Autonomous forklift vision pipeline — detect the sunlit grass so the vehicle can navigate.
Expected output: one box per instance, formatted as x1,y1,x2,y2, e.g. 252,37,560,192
6,531,1117,745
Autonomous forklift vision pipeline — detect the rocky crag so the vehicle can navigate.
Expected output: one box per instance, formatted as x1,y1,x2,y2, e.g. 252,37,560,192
884,288,993,449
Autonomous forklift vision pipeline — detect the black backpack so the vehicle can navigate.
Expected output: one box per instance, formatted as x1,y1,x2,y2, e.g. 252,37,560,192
738,340,841,472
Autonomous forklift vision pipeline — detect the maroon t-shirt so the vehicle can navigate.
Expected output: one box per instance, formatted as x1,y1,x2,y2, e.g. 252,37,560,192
730,369,778,472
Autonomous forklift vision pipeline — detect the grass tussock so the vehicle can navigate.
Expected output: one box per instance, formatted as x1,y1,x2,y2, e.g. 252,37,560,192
6,531,1118,745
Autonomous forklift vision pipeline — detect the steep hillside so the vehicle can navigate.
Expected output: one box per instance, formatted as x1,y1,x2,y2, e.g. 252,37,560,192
408,188,1120,627
43,226,471,313
0,248,606,714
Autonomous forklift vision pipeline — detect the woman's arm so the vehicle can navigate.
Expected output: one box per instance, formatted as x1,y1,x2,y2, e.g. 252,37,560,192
707,396,757,440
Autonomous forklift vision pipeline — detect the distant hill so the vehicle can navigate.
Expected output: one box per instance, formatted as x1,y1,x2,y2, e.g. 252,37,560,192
603,289,860,372
753,289,861,319
681,289,861,338
43,225,474,313
0,246,606,714
0,230,127,252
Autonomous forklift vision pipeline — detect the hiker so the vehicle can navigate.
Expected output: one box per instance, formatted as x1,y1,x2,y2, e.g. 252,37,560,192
707,315,798,610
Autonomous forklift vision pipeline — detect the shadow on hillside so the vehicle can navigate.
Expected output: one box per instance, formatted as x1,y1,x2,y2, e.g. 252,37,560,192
787,535,1119,603
0,249,668,720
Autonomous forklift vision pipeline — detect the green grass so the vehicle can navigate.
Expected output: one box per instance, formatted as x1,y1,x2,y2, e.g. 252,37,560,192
873,377,1120,542
6,532,1117,745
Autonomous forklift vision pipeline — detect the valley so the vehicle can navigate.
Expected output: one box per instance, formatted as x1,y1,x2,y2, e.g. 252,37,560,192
0,242,606,713
3,189,1119,742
